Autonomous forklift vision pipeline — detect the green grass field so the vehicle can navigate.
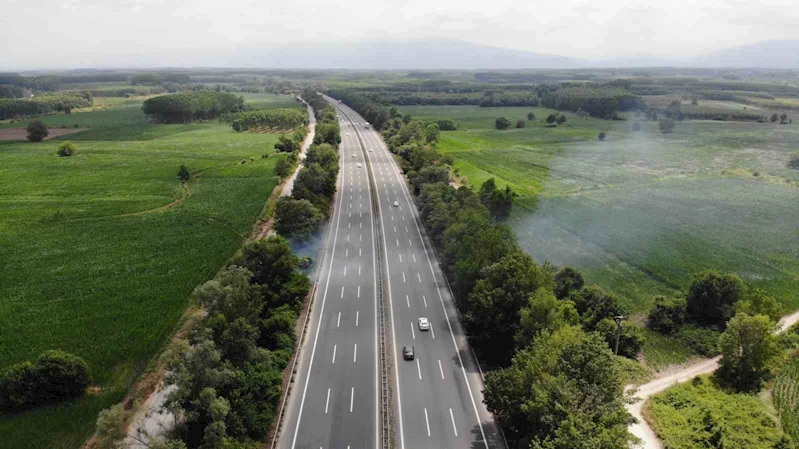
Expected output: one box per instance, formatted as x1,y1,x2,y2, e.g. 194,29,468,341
645,375,785,449
0,98,296,447
774,357,799,442
401,105,799,317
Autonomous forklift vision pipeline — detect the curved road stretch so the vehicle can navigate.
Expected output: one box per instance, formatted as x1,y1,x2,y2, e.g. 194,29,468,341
278,99,505,449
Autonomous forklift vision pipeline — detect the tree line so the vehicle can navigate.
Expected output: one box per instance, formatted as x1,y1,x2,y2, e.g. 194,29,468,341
334,87,637,448
0,91,93,120
273,91,342,241
96,236,310,449
142,92,244,123
539,85,643,119
226,108,308,132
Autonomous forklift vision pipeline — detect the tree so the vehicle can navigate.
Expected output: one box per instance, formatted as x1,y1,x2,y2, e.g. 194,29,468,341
557,114,567,124
515,289,578,349
423,123,440,143
192,266,264,325
780,113,789,124
26,120,48,142
57,141,76,157
178,164,191,182
648,296,686,334
515,119,526,129
771,113,779,123
595,318,645,358
478,178,516,219
546,114,557,124
788,154,799,170
495,117,512,130
273,197,324,241
275,157,294,178
484,326,634,449
734,289,783,323
570,286,625,330
235,236,309,309
527,112,536,120
717,313,779,391
554,266,584,300
685,271,745,328
658,118,675,133
632,122,641,131
0,350,91,412
598,131,606,141
274,135,298,153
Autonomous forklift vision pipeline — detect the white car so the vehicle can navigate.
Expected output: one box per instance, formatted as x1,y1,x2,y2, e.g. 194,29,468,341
393,201,399,207
368,148,373,152
418,317,430,331
352,154,356,158
346,133,350,136
357,163,362,168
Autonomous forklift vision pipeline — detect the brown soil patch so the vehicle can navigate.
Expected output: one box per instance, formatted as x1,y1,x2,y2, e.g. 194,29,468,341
0,127,87,141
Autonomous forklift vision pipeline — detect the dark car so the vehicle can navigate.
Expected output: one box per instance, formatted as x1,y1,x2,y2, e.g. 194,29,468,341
403,345,414,360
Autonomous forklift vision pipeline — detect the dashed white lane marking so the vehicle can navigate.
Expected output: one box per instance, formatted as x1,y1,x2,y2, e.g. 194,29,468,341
356,310,359,327
449,408,458,436
406,294,410,307
332,345,337,364
438,360,445,379
417,272,422,283
340,286,344,298
416,358,422,379
358,265,361,276
354,344,357,363
344,266,347,276
347,235,350,242
413,254,416,263
394,226,397,232
411,323,415,339
346,249,349,257
423,295,428,307
424,408,431,437
337,312,341,327
325,388,331,414
350,387,354,413
409,239,413,247
430,324,436,339
402,272,406,283
357,285,361,298
399,254,402,263
405,226,409,233
396,238,400,247
359,248,362,257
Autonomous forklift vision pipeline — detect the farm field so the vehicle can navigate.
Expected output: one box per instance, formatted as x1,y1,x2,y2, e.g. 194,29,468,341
400,105,799,318
0,97,297,448
774,356,799,442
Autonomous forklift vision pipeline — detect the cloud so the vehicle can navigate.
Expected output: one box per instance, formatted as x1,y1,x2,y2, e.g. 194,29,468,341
2,0,799,69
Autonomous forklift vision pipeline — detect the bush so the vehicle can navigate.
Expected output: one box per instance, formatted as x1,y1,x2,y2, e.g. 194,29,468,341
26,120,48,142
556,114,567,124
546,114,557,124
274,197,324,241
675,324,720,356
659,118,675,133
554,266,584,300
527,111,535,120
717,313,779,391
598,131,606,141
788,154,799,170
596,317,645,358
275,157,294,178
515,119,526,129
178,164,190,182
495,117,511,130
0,350,91,412
648,296,687,334
57,141,76,157
686,271,745,328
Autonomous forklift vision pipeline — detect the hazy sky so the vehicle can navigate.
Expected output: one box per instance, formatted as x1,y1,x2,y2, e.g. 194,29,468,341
3,0,799,70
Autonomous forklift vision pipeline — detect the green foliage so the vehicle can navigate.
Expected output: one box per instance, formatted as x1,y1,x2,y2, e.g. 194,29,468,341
735,289,784,323
646,375,786,449
484,326,634,449
648,296,687,334
130,73,164,85
0,91,93,119
774,357,799,443
142,92,244,123
0,350,91,412
598,131,606,141
57,141,76,157
424,122,440,142
686,271,745,328
495,116,511,130
0,84,24,98
539,85,641,118
479,177,516,219
596,318,645,358
515,288,579,350
274,134,299,152
25,120,49,142
230,108,307,132
788,154,799,170
546,113,557,124
527,111,536,120
557,114,567,124
658,118,675,133
178,164,190,182
554,266,585,300
570,285,625,330
274,197,324,241
291,143,340,217
515,119,526,128
717,313,780,391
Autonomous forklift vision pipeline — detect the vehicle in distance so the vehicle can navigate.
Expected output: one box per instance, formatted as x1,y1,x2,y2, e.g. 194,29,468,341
358,163,362,168
393,201,399,207
403,345,414,360
368,148,373,152
365,124,370,129
418,317,430,331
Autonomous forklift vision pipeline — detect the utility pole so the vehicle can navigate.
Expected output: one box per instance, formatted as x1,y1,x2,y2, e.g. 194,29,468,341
613,315,624,355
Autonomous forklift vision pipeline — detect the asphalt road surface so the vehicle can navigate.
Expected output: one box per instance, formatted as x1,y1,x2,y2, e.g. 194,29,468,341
279,98,505,449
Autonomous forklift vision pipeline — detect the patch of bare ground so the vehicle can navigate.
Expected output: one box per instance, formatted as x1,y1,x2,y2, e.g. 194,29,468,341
0,127,87,141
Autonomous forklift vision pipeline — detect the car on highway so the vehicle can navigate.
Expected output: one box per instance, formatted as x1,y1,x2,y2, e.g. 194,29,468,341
368,148,373,152
365,124,370,129
403,345,414,360
393,201,399,207
418,317,430,331
357,163,362,168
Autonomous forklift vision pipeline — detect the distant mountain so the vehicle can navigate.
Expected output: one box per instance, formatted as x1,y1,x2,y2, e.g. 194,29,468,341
231,39,578,70
693,40,799,68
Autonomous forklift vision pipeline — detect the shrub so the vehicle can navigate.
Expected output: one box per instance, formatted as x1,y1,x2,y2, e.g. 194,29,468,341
0,350,91,412
57,141,76,157
717,313,780,391
659,118,675,133
495,117,511,130
554,266,584,300
527,111,535,120
556,114,567,124
275,157,294,178
676,324,720,356
273,197,324,241
598,131,606,141
26,120,48,142
648,296,687,334
632,122,641,131
515,119,526,129
788,154,799,170
685,271,745,328
178,164,191,182
596,317,645,358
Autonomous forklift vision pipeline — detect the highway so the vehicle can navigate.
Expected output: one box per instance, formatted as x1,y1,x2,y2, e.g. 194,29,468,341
278,107,380,449
330,98,505,449
279,98,505,449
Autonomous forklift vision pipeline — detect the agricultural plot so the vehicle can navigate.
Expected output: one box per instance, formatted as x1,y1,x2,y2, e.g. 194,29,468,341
0,98,295,448
400,105,799,317
774,357,799,441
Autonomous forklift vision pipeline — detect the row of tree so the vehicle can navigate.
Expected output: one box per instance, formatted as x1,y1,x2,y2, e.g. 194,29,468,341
96,236,310,448
0,91,93,119
142,92,244,123
227,108,308,132
539,85,643,119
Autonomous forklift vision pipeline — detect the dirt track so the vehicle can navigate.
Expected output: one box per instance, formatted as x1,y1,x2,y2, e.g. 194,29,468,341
0,127,86,141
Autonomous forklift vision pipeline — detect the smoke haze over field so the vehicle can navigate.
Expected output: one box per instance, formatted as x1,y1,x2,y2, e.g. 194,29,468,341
2,0,799,69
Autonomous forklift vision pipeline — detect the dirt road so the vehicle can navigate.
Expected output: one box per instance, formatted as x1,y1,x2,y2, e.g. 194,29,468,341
627,310,799,448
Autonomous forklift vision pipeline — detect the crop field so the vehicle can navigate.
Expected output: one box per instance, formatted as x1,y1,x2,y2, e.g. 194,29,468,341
774,357,799,441
400,105,799,319
0,98,295,447
644,375,785,449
